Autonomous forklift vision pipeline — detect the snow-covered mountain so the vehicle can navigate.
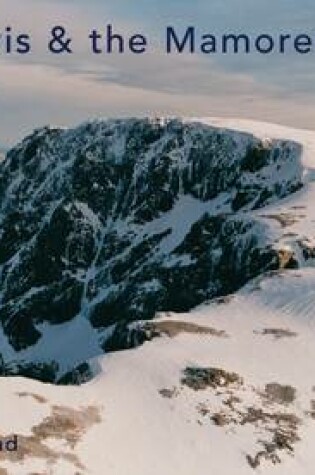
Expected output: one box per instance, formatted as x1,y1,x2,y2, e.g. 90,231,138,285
0,118,306,381
2,118,315,474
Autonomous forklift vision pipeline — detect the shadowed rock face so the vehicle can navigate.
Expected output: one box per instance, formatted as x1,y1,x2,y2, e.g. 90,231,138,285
0,119,303,377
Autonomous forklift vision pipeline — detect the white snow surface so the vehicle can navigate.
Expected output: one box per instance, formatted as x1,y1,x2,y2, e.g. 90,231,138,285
2,269,315,474
3,118,315,474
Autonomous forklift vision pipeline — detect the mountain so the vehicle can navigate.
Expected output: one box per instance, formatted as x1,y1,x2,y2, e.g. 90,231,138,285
0,118,308,379
1,118,315,474
0,118,306,381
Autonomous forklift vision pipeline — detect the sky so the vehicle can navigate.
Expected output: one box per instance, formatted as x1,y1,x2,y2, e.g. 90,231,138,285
1,0,315,146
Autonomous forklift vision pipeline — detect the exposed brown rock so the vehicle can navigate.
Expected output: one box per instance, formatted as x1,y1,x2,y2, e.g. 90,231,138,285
0,404,101,472
254,328,298,339
181,367,243,391
263,383,296,405
149,320,228,339
16,392,47,404
261,213,304,228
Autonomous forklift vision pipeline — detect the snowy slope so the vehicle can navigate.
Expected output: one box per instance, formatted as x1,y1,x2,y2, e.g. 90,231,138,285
2,118,315,474
2,270,315,474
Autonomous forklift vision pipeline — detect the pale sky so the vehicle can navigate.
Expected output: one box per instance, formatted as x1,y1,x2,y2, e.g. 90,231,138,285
1,0,315,146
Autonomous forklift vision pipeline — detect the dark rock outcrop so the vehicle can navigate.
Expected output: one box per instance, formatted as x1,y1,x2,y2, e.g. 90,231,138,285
0,119,304,380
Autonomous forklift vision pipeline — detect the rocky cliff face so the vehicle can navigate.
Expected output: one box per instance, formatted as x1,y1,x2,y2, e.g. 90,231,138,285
0,118,303,380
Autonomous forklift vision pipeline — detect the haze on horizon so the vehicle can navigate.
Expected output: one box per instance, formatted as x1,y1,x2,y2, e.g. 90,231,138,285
1,0,315,146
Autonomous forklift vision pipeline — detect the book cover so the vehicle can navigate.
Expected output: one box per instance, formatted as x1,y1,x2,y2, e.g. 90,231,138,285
0,1,315,474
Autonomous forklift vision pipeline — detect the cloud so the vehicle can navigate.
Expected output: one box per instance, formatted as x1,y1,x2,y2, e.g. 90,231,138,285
0,0,315,145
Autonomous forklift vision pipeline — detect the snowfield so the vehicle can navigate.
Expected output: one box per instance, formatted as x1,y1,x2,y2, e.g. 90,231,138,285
2,118,315,474
2,271,315,475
